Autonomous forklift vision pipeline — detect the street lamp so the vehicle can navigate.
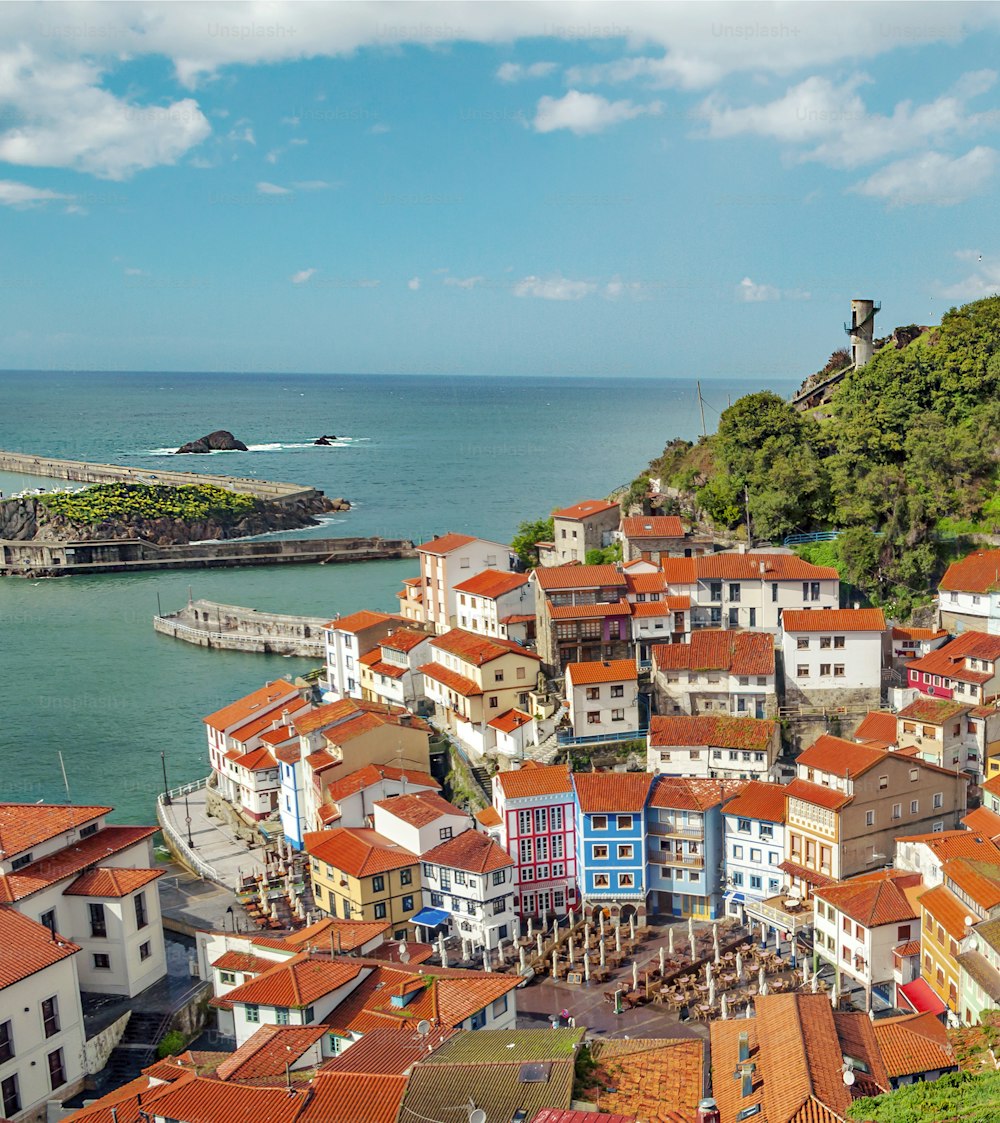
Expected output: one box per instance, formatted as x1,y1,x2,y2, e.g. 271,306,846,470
184,792,194,849
161,751,171,805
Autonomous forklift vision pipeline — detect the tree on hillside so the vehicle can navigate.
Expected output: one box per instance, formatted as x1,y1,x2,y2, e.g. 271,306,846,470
511,516,554,568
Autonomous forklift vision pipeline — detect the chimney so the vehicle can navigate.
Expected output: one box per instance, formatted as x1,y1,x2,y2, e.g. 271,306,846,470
738,1031,750,1063
741,1066,755,1099
696,1099,721,1123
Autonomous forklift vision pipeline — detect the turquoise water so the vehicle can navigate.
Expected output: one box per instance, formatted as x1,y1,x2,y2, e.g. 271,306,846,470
0,371,795,822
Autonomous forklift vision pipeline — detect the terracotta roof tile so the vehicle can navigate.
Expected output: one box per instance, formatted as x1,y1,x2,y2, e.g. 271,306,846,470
203,681,302,732
63,866,163,898
381,627,431,653
943,856,1000,910
813,871,921,928
964,806,1000,839
431,628,540,665
694,552,839,582
650,776,746,812
552,499,619,521
487,708,534,734
907,630,1000,678
625,572,668,594
319,1027,454,1076
324,764,438,803
302,1070,408,1123
782,608,885,633
326,609,398,633
574,772,655,813
533,564,627,591
215,1024,327,1080
872,1013,954,1078
940,549,1000,594
854,712,898,744
661,557,698,585
496,763,574,799
236,746,278,772
918,883,970,940
895,830,1000,863
533,1112,638,1123
0,909,80,989
566,659,637,685
0,803,111,859
548,601,632,619
722,780,788,824
476,806,502,828
586,1038,703,1123
797,734,888,778
257,917,390,954
621,515,685,539
783,778,853,811
210,950,277,975
304,828,419,877
211,954,364,1010
893,626,949,641
897,696,970,723
453,570,530,598
418,661,483,697
652,630,774,676
649,714,775,750
139,1076,312,1123
374,791,464,827
423,829,513,873
417,532,482,554
631,599,685,618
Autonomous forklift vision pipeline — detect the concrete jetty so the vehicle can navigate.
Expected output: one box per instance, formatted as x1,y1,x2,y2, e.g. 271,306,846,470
154,598,329,656
0,449,318,504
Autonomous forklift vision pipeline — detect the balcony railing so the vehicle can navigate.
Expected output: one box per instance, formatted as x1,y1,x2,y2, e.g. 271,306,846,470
744,895,814,935
556,727,648,746
649,850,704,868
648,821,703,839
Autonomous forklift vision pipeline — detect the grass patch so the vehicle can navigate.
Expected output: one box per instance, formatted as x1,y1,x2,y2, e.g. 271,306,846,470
37,482,258,525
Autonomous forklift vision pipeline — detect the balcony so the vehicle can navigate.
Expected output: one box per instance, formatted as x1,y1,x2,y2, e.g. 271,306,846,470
648,820,703,839
744,894,814,936
556,727,648,747
649,849,704,868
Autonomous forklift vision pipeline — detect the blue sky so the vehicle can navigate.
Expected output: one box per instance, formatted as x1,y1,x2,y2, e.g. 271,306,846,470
1,1,1000,377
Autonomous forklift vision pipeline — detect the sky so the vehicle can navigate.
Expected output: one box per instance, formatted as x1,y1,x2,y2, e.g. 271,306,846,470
1,0,999,377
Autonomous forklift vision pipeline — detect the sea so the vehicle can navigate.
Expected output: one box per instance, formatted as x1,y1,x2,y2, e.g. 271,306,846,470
0,371,796,823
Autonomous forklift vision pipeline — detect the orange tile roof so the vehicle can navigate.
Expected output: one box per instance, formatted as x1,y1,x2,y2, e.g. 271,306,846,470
324,764,439,803
419,661,482,697
303,828,419,877
476,806,502,828
533,564,627,591
548,601,632,619
381,628,431,653
943,857,1000,910
918,883,970,940
0,803,110,859
552,498,619,521
299,1071,408,1123
431,628,540,665
963,806,1000,839
60,1071,199,1123
423,829,513,873
203,680,301,731
649,714,775,751
0,825,158,903
211,954,364,1010
63,866,163,898
566,659,637,685
237,746,279,772
652,629,774,676
908,629,1000,672
327,609,400,633
210,950,278,975
783,777,852,811
650,776,746,812
625,572,668,594
453,569,530,598
363,658,407,680
940,549,1000,593
661,557,698,585
293,698,364,735
374,791,464,827
621,515,685,538
797,734,888,778
259,917,391,954
854,712,898,744
495,762,574,799
327,708,430,746
722,780,788,824
260,724,297,746
137,1076,312,1123
872,1013,954,1079
588,1038,703,1123
782,607,886,633
320,1026,455,1076
984,773,1000,798
0,908,80,989
487,708,534,734
897,696,970,724
631,598,689,618
574,772,654,813
359,648,381,668
895,830,1000,863
814,871,921,928
893,626,949,641
215,1024,327,1080
418,532,488,554
696,552,839,581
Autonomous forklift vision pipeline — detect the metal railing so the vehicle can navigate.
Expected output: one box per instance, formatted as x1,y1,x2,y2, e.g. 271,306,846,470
556,728,648,746
783,531,840,547
156,779,224,887
153,617,325,654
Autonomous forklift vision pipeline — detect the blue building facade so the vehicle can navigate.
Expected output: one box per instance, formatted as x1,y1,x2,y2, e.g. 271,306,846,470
279,755,306,849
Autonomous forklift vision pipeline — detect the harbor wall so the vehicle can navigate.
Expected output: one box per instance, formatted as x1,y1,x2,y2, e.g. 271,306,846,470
154,599,329,656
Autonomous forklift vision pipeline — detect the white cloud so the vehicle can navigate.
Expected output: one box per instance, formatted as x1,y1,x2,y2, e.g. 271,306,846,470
369,122,391,135
291,268,317,284
123,267,146,276
737,277,780,303
281,116,300,126
291,179,335,191
533,90,662,135
700,70,1000,170
852,147,998,206
407,276,421,290
357,279,380,288
497,61,557,83
443,275,485,289
513,275,598,300
289,137,308,146
604,276,646,300
0,47,210,180
0,179,73,208
257,181,291,194
227,125,255,145
936,249,1000,301
265,148,282,164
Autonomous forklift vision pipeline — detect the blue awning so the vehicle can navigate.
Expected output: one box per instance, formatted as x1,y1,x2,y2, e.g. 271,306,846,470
725,891,746,904
411,907,450,927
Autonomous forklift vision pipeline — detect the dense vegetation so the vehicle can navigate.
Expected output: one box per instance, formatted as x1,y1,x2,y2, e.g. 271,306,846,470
848,1069,1000,1123
640,296,1000,616
512,516,555,568
38,482,259,524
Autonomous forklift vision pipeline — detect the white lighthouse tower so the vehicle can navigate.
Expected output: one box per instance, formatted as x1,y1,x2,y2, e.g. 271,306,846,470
845,298,880,369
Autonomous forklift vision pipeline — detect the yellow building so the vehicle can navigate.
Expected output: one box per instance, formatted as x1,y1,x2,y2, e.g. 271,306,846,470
305,827,421,941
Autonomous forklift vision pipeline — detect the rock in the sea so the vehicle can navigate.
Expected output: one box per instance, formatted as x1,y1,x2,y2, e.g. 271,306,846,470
314,434,338,446
176,430,249,454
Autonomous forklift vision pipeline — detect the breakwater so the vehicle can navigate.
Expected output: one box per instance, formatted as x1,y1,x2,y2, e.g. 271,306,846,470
1,535,416,578
154,598,329,656
0,449,319,504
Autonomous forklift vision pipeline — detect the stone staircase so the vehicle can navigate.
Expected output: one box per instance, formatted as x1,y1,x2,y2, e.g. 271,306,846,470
95,1011,171,1090
523,731,561,765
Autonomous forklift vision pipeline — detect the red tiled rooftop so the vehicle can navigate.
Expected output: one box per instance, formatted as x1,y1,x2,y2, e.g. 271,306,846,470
783,777,853,811
873,1013,954,1079
476,806,503,828
722,780,788,824
548,601,632,619
796,734,888,778
203,680,301,731
210,949,278,975
649,714,775,751
631,598,690,617
453,569,530,598
0,803,110,859
692,552,839,582
650,776,746,812
64,866,163,898
574,771,654,813
964,806,1000,839
566,659,637,685
496,762,574,799
374,791,464,827
299,1071,408,1123
897,696,970,723
533,564,627,591
487,708,534,735
652,629,773,676
363,658,407,680
621,515,685,539
782,607,886,633
211,954,364,1010
324,763,439,803
893,625,949,641
417,532,479,555
625,572,668,594
419,661,483,697
215,1024,327,1080
940,549,1000,594
0,909,80,989
380,628,431,653
854,712,898,744
551,498,619,521
431,628,540,665
303,828,419,877
917,883,970,941
320,1026,454,1076
814,871,921,928
423,829,513,873
326,609,397,633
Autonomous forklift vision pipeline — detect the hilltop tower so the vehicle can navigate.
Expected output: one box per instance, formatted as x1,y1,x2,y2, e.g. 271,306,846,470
845,298,880,369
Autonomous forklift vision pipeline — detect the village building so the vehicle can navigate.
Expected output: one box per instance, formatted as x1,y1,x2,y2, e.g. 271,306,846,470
781,607,886,711
322,611,404,701
661,551,840,632
904,629,1000,706
958,916,1000,1025
490,764,578,920
628,578,692,665
651,630,776,719
415,533,514,633
564,659,641,741
648,715,779,782
548,499,620,565
938,548,1000,633
487,708,539,760
452,569,533,641
371,791,471,858
853,711,899,748
573,772,653,926
357,627,434,712
721,781,787,918
619,514,691,563
871,1014,957,1087
532,564,629,671
891,624,949,666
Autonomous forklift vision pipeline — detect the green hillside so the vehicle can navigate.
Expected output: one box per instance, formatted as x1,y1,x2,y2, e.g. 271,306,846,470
643,296,1000,615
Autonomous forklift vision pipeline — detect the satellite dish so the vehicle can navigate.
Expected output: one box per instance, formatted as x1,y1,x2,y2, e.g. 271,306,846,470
469,1112,487,1123
965,916,975,928
842,1070,855,1087
416,1020,432,1038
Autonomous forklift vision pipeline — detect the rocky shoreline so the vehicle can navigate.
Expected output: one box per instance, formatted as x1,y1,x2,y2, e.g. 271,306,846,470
0,491,350,547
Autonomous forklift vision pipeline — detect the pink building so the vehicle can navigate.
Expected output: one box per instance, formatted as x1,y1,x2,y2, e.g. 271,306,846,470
490,764,578,919
905,631,1000,706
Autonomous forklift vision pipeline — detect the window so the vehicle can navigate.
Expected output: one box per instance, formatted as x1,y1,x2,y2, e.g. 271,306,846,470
94,953,111,970
729,583,741,602
611,709,625,722
749,608,756,627
587,711,601,724
594,873,610,888
617,814,633,830
0,1022,12,1064
710,581,722,602
833,665,845,677
489,697,499,709
592,845,609,860
219,970,236,985
819,636,832,649
610,684,624,698
492,870,505,886
750,848,761,863
865,810,875,827
910,800,919,814
41,996,59,1038
892,803,902,820
431,891,443,906
586,686,600,700
592,815,608,830
455,870,467,885
737,818,751,833
516,666,526,680
797,665,809,679
134,892,148,929
732,845,743,859
617,844,634,860
470,1010,487,1030
879,775,888,790
797,637,810,650
933,792,944,809
374,901,387,919
834,636,845,649
909,768,919,782
89,902,107,938
400,868,412,886
275,1008,290,1026
304,1006,316,1024
729,608,739,627
439,827,453,840
401,893,414,912
492,995,508,1018
750,875,762,890
139,942,151,961
372,875,385,893
2,1075,20,1118
819,663,831,677
494,670,504,683
732,871,744,887
618,873,635,888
